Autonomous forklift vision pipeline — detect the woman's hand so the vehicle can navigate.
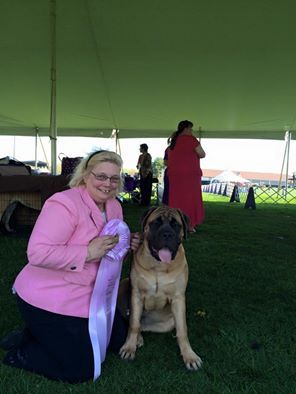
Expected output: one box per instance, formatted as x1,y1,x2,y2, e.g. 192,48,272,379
130,232,141,252
86,235,119,262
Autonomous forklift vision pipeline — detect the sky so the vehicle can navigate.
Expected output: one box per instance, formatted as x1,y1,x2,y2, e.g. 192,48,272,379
0,135,295,175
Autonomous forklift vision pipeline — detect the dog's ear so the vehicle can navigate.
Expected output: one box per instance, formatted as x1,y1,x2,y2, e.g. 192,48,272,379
141,207,158,232
177,209,190,239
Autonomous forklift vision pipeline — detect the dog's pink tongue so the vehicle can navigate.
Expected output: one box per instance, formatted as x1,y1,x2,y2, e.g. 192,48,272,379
158,248,172,263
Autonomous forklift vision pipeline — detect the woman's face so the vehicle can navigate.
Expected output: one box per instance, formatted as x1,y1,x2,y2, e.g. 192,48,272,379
184,126,193,134
84,161,121,205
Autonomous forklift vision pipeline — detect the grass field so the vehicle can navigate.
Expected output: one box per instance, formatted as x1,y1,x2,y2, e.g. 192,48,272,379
1,198,296,393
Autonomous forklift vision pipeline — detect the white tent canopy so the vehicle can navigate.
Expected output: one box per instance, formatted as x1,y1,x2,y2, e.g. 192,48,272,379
1,1,296,140
1,1,296,173
211,170,250,184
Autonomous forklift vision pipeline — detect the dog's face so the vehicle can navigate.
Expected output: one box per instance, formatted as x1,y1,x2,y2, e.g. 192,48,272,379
141,206,189,263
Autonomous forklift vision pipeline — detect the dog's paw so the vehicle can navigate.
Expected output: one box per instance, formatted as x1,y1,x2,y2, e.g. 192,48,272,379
183,350,202,371
119,343,137,360
137,333,144,348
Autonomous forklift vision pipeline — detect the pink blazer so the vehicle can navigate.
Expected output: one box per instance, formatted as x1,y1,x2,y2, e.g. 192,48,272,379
13,186,123,318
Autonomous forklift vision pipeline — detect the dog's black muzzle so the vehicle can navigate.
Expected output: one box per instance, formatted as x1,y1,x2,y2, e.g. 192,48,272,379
148,223,181,262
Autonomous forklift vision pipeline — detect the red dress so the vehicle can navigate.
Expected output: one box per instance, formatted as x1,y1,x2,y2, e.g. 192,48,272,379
167,135,204,227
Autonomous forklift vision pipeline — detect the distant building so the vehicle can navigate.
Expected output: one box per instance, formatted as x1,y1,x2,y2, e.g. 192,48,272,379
202,169,293,187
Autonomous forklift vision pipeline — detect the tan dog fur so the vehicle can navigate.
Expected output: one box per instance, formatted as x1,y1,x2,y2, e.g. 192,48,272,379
119,206,202,370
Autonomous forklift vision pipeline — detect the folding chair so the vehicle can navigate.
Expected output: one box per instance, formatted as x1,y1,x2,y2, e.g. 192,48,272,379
120,175,140,203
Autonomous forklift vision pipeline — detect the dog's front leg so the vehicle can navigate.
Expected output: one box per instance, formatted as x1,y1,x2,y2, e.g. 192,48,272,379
119,289,143,360
171,295,202,371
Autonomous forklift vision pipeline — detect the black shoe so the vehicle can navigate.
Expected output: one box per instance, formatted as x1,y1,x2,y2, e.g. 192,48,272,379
3,348,28,369
0,329,23,351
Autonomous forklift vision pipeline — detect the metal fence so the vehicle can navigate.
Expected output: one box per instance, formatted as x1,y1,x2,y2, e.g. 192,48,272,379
252,186,296,204
202,183,296,205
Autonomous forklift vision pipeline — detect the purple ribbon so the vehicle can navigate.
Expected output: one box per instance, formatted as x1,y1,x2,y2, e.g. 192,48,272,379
88,219,130,380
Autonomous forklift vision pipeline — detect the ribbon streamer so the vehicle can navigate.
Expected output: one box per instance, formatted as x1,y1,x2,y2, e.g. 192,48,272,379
88,219,130,380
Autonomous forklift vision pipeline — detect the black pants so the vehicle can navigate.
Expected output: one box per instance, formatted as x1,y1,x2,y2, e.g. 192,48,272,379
140,172,152,206
3,295,128,383
162,168,169,205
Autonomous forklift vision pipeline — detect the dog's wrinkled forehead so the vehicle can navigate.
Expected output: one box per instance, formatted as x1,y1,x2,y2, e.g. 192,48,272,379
152,209,180,224
141,206,188,238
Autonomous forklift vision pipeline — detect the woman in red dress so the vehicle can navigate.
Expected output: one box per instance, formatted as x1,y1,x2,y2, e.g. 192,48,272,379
167,120,206,232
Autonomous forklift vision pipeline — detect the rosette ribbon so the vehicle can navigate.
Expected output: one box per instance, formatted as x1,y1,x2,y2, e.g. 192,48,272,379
88,219,130,380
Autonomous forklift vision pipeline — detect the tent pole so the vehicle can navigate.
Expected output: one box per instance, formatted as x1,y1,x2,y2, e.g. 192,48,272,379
285,131,291,194
278,132,288,192
38,134,50,169
116,130,121,156
34,127,38,169
49,0,57,174
13,136,16,158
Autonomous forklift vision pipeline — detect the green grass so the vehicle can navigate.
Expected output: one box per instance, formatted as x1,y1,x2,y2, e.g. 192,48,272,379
1,199,296,393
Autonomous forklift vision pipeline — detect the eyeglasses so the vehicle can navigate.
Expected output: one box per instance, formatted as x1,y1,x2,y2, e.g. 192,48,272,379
90,171,121,184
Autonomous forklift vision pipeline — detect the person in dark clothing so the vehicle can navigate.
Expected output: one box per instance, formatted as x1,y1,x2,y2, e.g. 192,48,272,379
136,144,153,206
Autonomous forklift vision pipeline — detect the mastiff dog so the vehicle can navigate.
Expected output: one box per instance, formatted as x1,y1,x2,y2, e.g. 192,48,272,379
119,206,202,370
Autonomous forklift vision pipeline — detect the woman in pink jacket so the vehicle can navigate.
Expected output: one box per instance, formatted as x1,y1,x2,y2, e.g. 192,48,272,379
1,150,140,383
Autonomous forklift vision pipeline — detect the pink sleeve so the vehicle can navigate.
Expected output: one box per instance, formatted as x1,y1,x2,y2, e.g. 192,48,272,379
27,194,87,272
107,198,123,220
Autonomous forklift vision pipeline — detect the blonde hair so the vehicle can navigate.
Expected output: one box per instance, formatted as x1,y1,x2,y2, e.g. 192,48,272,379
69,150,123,190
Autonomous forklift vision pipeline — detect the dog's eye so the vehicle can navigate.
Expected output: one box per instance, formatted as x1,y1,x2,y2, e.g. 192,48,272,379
153,217,163,225
170,218,181,230
149,217,163,231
